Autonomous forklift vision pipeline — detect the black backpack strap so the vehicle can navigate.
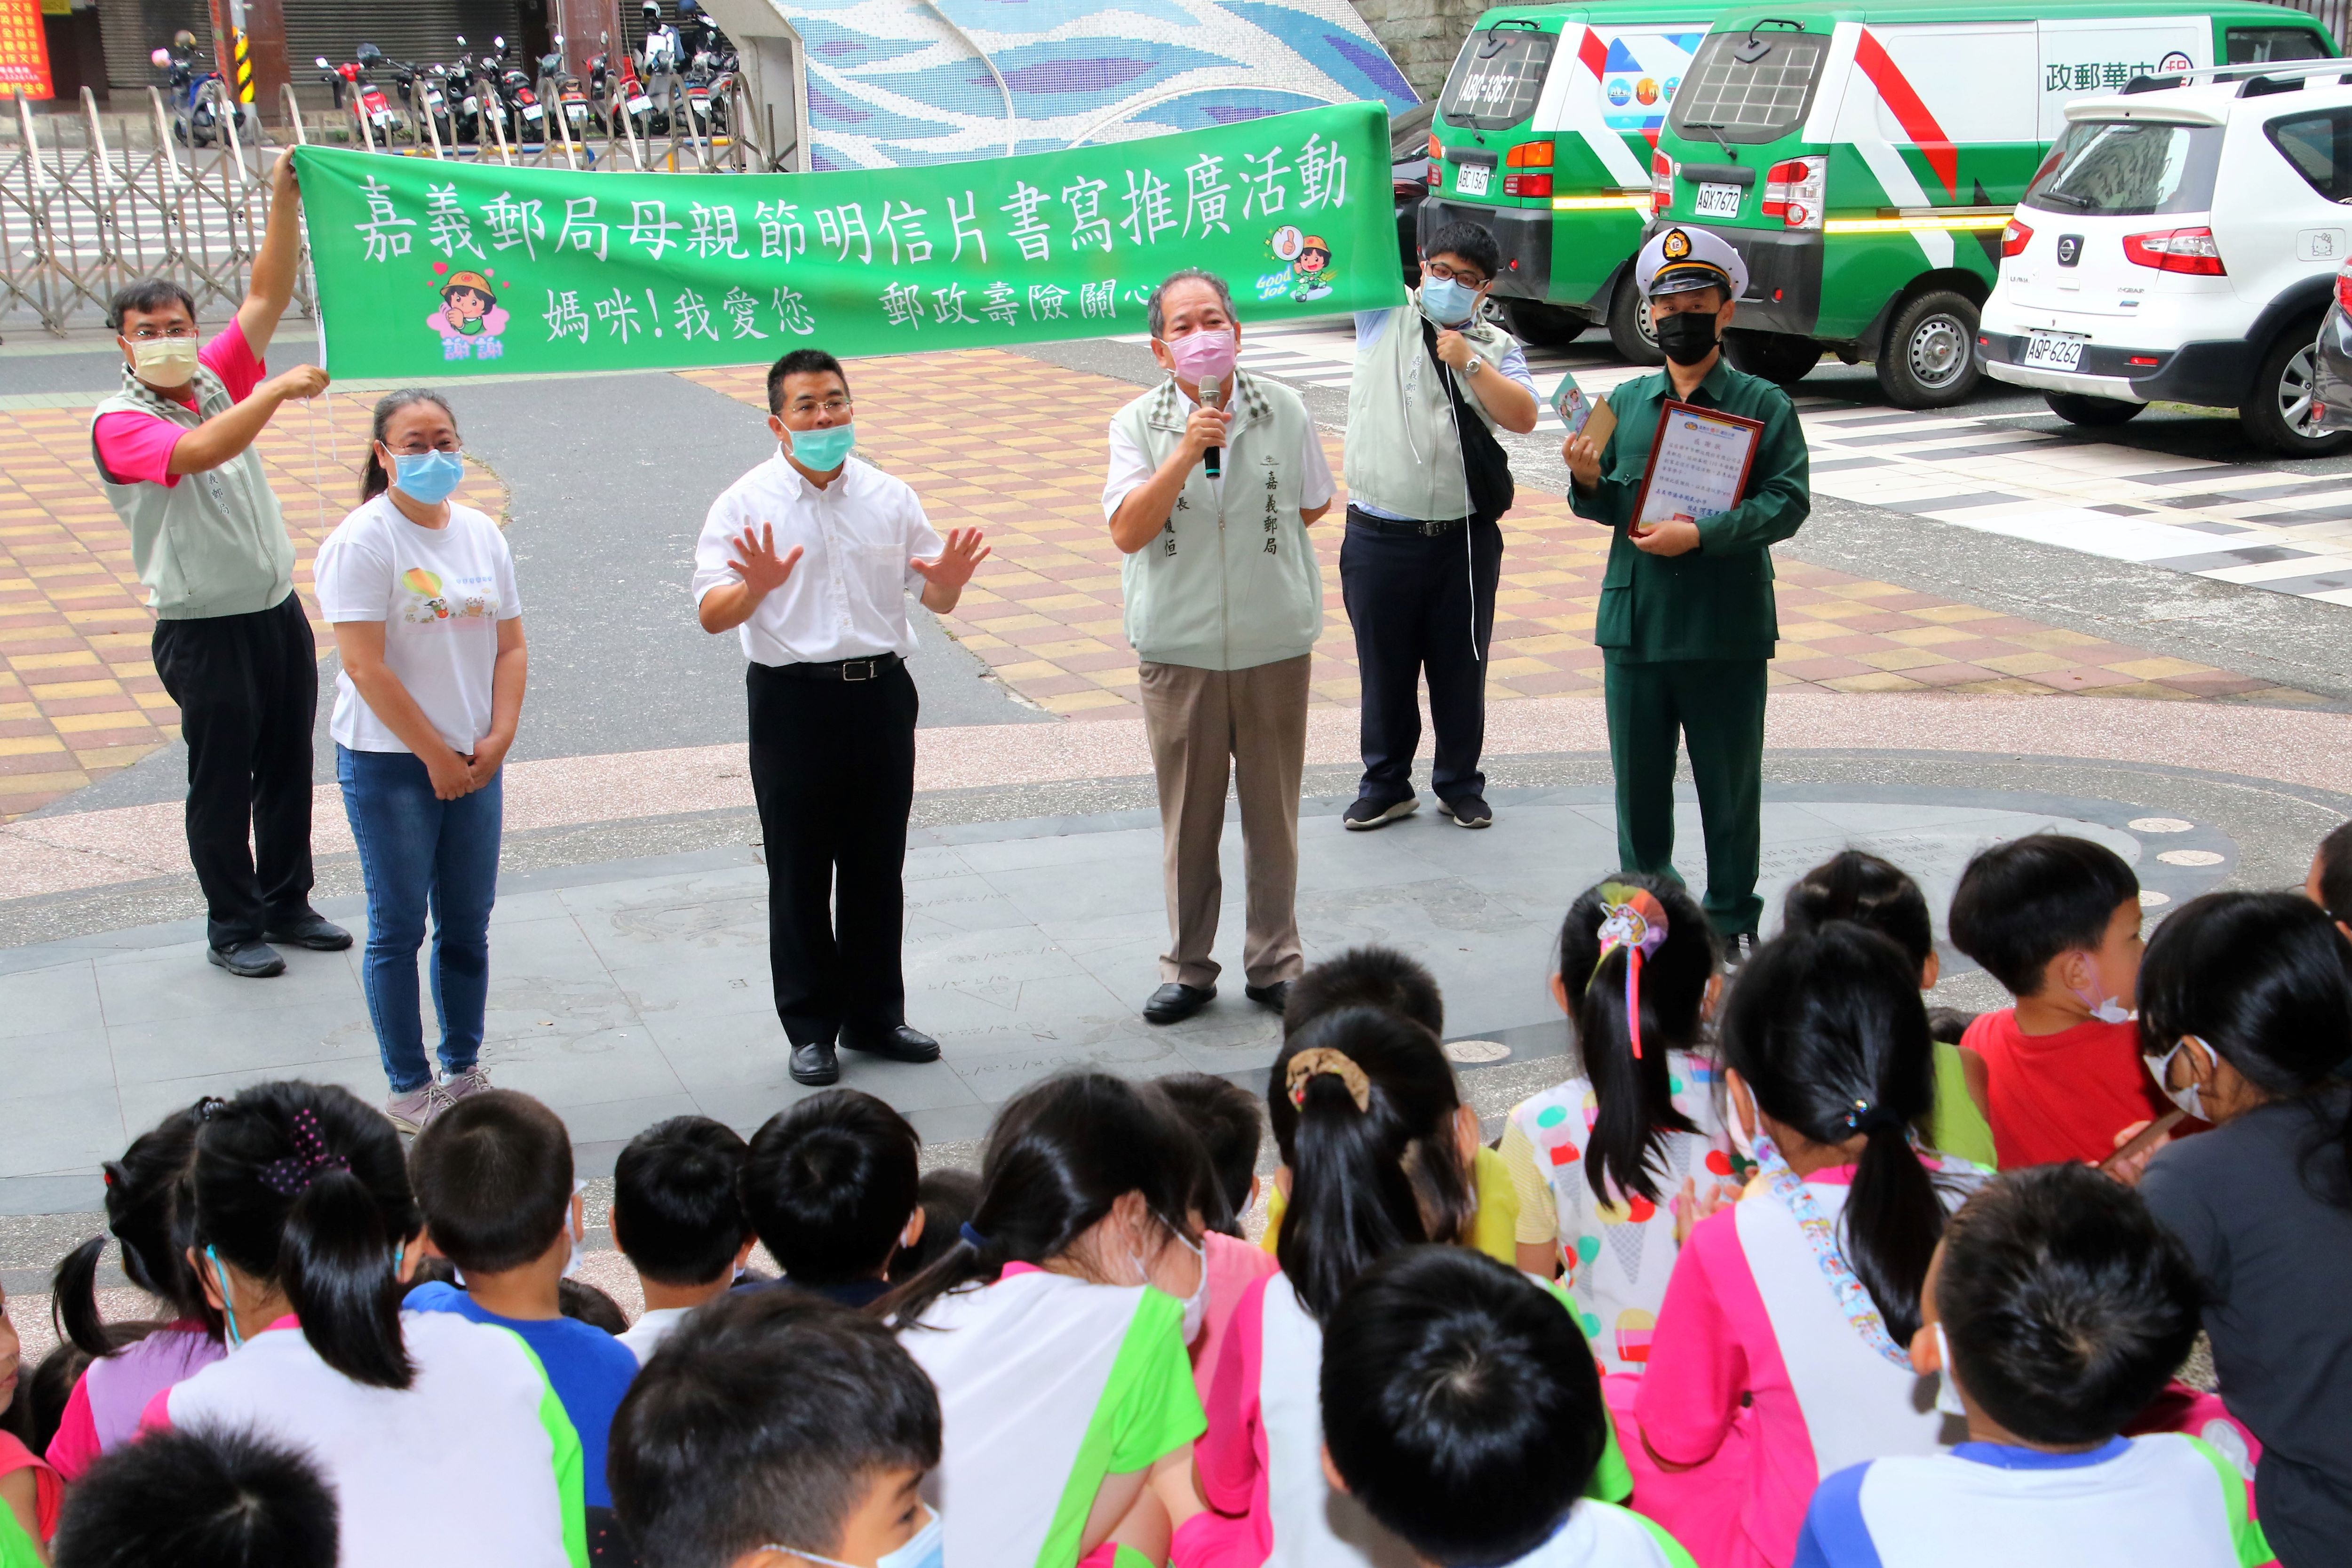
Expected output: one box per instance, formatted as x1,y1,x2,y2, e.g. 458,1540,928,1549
1420,317,1515,525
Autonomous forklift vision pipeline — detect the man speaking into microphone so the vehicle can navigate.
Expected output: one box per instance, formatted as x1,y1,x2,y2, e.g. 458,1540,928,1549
1103,269,1335,1026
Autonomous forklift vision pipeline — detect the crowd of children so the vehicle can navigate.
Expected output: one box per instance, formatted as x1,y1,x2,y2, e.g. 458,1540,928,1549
6,825,2352,1568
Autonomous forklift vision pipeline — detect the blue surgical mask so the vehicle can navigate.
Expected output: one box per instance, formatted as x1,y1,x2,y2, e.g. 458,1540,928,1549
391,450,466,505
788,422,856,471
766,1504,942,1568
1420,276,1479,327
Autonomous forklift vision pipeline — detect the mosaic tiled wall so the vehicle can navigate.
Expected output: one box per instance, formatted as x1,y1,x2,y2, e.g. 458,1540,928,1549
790,0,1418,170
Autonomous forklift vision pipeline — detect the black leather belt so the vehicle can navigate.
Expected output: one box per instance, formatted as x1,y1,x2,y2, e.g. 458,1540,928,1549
1346,505,1466,537
777,653,902,681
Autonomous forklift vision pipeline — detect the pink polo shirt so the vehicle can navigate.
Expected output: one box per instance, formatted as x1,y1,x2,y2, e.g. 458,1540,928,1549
92,318,267,488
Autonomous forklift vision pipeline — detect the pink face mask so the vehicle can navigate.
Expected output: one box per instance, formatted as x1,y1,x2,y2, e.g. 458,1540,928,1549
1164,328,1236,385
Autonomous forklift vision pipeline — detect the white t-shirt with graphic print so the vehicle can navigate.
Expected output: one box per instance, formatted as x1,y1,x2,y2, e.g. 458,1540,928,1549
315,494,521,755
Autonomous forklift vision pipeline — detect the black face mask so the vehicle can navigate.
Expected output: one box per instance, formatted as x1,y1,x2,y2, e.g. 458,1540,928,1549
1653,307,1721,366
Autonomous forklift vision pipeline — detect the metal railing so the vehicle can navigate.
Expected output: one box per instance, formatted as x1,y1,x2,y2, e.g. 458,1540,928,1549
2,78,781,334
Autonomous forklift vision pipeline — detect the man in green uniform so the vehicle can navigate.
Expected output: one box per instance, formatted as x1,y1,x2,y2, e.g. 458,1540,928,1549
1563,226,1810,957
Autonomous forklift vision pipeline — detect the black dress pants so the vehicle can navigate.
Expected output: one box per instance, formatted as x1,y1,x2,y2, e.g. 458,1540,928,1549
1338,507,1503,804
746,657,919,1047
150,591,319,950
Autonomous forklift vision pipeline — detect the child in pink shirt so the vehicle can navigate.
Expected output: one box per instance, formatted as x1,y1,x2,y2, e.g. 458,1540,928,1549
46,1103,226,1481
1630,925,1984,1568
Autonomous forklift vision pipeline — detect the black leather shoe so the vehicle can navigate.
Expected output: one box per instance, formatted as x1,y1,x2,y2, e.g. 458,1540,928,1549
1722,930,1762,973
788,1039,840,1086
264,913,354,951
1244,980,1291,1014
841,1023,942,1063
207,940,286,979
1142,982,1215,1025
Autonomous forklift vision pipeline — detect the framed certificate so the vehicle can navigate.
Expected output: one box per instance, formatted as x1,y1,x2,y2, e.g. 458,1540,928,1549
1630,398,1765,534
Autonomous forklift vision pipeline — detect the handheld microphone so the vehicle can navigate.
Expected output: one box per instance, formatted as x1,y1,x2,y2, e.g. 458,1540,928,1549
1199,374,1223,478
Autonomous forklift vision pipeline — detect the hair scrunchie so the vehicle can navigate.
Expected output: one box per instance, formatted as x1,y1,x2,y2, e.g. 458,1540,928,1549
1285,1047,1372,1111
1592,882,1671,1059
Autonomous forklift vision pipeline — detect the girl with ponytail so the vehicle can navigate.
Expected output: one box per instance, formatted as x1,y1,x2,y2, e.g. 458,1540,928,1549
1631,924,1980,1568
1176,1007,1497,1566
150,1081,588,1568
1780,850,1997,1167
1500,873,1731,1377
2126,891,2352,1568
881,1070,1212,1568
45,1104,223,1480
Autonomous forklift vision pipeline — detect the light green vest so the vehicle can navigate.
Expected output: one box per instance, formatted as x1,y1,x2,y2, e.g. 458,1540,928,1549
1343,293,1516,521
91,365,295,620
1111,370,1321,672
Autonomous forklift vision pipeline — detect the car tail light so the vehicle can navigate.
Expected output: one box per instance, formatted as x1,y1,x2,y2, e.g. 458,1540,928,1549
2000,218,2033,258
2122,227,2225,275
1427,160,1442,189
1504,140,1554,168
1760,158,1823,231
1651,150,1673,215
1428,133,1441,159
2336,263,2352,314
1503,172,1553,197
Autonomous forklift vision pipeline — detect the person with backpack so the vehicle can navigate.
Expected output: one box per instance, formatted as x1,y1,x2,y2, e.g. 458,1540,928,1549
1337,219,1539,835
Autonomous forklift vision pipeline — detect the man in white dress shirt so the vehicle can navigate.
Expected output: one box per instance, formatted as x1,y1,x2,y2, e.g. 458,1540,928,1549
692,348,989,1087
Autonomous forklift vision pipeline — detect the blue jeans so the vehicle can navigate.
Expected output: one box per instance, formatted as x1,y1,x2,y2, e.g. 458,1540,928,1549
337,745,502,1095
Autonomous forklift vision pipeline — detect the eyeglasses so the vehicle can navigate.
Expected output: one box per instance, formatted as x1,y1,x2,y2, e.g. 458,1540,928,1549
1423,260,1489,288
123,325,199,342
787,397,853,415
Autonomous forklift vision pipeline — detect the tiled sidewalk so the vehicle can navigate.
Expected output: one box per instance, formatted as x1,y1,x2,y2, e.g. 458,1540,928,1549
0,396,508,818
683,351,2306,718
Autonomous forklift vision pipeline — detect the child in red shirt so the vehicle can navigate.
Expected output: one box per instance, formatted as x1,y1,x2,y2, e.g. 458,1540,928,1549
1948,834,2175,1168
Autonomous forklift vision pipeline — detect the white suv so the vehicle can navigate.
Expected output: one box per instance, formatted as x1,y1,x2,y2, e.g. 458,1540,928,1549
1979,67,2352,456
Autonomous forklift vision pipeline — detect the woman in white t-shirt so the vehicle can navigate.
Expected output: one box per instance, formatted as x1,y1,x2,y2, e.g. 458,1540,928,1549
314,390,525,1134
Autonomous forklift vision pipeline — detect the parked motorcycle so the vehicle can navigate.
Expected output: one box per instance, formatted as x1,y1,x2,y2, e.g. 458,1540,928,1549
152,32,237,148
538,38,596,150
638,1,684,135
391,56,456,152
316,45,400,146
600,29,657,143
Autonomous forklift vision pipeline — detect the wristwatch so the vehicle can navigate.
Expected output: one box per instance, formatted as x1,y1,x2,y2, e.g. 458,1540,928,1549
1464,355,1484,377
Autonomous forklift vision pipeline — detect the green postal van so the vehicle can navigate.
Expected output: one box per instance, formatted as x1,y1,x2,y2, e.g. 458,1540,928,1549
1418,3,1731,359
1644,0,2336,405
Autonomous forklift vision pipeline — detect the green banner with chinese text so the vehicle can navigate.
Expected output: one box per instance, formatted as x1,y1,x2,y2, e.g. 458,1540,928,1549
294,104,1399,379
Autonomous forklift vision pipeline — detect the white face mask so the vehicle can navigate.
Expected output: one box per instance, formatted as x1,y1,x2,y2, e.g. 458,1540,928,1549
2073,982,2134,1025
1176,1231,1209,1345
2143,1035,2212,1122
1727,1082,1759,1164
1933,1324,1969,1418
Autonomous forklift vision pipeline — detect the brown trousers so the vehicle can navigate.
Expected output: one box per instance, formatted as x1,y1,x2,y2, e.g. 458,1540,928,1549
1136,654,1311,990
